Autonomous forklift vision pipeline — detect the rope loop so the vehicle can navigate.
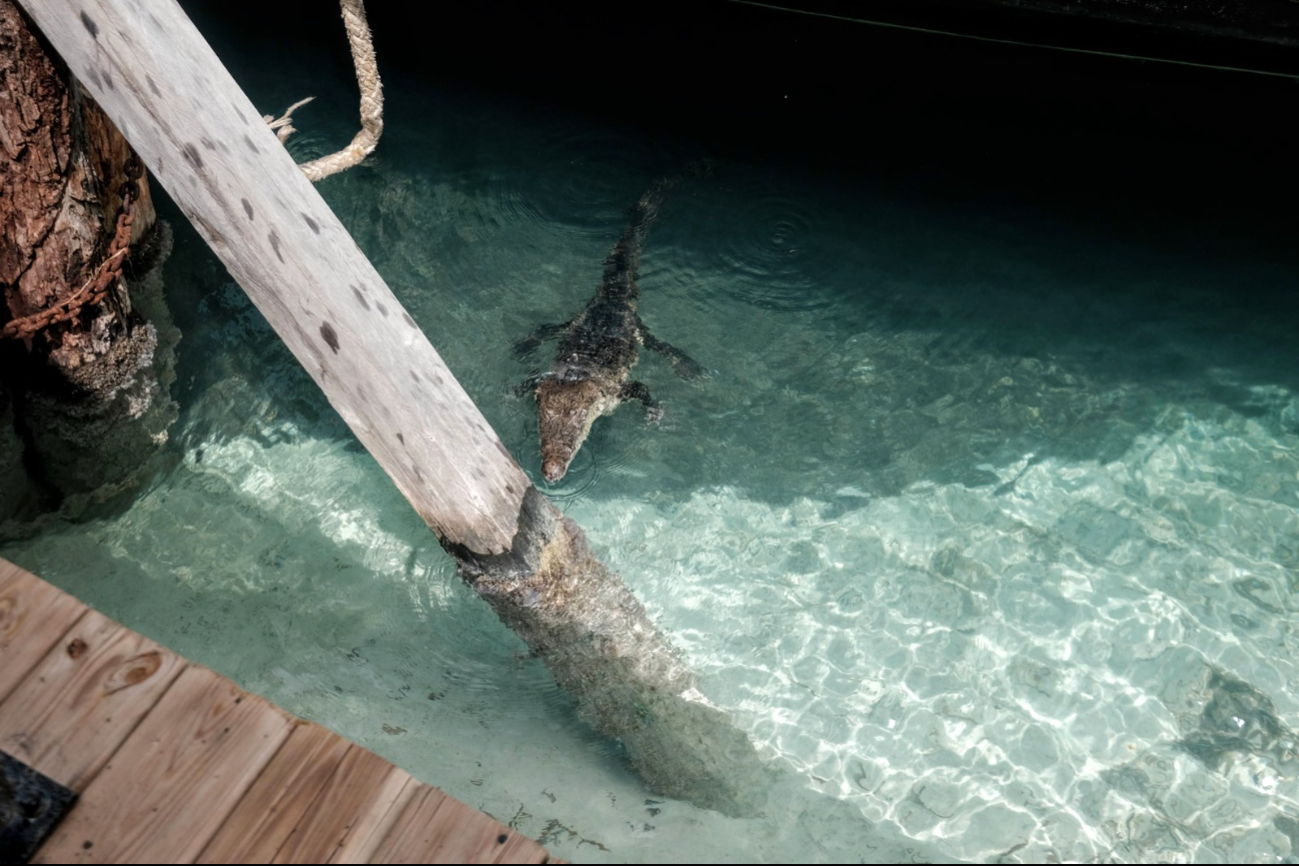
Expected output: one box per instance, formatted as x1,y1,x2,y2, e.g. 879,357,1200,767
265,0,384,182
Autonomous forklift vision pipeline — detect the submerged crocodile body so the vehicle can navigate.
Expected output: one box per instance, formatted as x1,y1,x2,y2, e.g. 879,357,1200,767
520,173,705,482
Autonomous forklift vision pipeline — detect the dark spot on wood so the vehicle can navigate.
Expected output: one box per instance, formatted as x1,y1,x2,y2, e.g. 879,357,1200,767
182,142,203,169
243,135,259,153
302,213,320,234
81,11,99,38
497,834,508,844
192,214,228,250
67,638,88,659
431,374,443,385
505,484,515,494
101,69,114,90
269,231,284,263
84,67,101,88
242,198,254,220
122,651,162,686
351,286,370,311
200,136,217,151
413,467,423,481
403,312,417,328
82,841,93,850
375,302,388,317
409,370,420,383
320,322,340,354
146,74,161,96
235,696,242,704
396,433,405,445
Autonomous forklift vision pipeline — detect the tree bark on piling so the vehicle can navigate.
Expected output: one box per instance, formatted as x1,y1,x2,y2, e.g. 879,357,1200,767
18,0,771,815
0,0,176,519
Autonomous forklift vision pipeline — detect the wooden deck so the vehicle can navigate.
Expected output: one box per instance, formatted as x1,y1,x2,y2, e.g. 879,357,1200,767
0,557,555,864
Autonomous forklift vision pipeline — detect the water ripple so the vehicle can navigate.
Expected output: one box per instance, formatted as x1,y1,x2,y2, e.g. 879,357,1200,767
665,170,861,312
487,120,676,242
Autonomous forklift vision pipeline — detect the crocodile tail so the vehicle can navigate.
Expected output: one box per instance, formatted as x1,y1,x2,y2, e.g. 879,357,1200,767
617,160,713,255
602,161,713,290
627,160,714,235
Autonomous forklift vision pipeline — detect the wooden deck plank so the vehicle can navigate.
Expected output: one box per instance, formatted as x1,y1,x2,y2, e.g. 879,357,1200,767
0,560,89,703
0,607,187,793
196,722,350,864
369,783,550,865
1,557,555,865
272,742,412,864
327,771,418,865
32,665,295,864
494,833,554,865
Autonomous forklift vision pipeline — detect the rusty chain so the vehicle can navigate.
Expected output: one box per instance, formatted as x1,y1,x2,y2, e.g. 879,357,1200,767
1,155,144,341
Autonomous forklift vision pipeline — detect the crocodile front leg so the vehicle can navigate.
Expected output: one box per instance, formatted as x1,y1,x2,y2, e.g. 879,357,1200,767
619,380,663,423
641,324,707,380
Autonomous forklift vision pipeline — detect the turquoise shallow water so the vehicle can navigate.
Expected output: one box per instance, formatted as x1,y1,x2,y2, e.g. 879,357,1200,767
6,3,1299,862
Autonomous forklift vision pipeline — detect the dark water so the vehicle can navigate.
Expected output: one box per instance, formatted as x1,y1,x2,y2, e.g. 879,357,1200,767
4,2,1299,861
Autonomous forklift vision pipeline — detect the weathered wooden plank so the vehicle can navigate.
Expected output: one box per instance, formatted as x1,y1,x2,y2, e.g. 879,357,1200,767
328,770,418,865
16,0,529,555
264,741,411,864
369,783,548,865
0,559,88,704
195,721,350,864
32,665,294,864
202,731,415,865
0,606,186,792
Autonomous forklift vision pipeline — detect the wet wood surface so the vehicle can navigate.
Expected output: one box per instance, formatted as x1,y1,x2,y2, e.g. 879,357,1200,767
0,557,554,864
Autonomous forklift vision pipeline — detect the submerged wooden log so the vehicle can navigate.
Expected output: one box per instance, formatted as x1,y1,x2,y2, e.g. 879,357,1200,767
18,0,771,814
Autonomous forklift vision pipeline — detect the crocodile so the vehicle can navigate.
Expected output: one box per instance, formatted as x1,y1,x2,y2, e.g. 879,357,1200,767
518,172,706,482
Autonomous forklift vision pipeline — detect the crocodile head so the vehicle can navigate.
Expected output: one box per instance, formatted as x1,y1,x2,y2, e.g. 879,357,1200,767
536,374,623,482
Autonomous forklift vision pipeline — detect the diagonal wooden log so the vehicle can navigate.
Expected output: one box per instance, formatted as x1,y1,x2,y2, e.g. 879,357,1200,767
17,0,771,815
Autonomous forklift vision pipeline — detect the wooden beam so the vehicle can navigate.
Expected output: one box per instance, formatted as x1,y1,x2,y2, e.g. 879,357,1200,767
17,0,528,556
